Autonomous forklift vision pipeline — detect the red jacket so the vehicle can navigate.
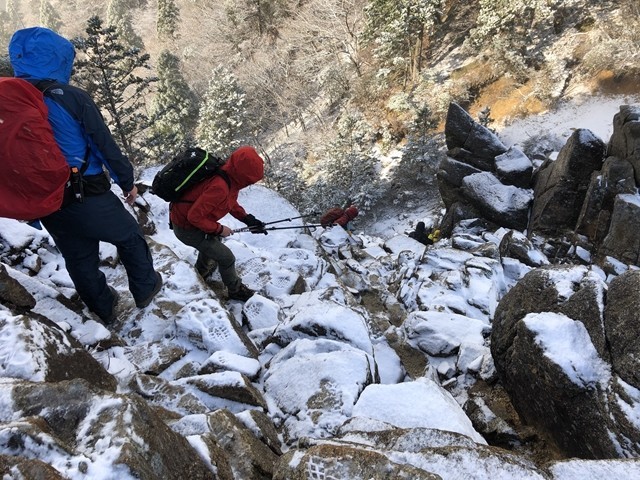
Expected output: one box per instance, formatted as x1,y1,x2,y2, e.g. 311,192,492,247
169,146,264,234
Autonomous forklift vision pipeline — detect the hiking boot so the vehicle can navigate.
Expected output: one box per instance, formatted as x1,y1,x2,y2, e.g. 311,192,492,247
100,286,120,325
228,283,255,302
136,272,163,308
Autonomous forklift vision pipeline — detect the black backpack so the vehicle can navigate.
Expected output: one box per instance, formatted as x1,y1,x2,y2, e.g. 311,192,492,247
151,147,226,202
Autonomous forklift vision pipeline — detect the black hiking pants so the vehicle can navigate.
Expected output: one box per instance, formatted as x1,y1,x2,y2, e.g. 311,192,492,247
41,191,157,320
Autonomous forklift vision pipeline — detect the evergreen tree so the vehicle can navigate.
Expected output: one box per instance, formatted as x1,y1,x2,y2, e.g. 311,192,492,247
106,0,144,50
157,0,180,39
224,0,288,42
148,50,198,158
466,0,558,77
362,0,442,83
39,0,63,32
312,112,381,212
72,15,156,164
196,65,247,158
263,146,308,209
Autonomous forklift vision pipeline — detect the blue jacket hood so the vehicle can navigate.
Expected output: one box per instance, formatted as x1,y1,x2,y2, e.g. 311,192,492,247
8,27,75,84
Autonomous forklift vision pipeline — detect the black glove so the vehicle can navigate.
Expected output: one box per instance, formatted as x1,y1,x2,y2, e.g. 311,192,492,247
243,214,267,234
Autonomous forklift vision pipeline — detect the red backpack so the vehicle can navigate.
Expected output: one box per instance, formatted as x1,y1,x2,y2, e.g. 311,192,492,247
0,77,70,221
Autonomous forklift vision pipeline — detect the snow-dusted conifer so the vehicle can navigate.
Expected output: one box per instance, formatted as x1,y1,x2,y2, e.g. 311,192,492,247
157,0,180,39
363,0,442,82
72,16,156,164
196,65,247,158
106,0,144,50
39,0,63,32
148,50,198,159
312,111,380,211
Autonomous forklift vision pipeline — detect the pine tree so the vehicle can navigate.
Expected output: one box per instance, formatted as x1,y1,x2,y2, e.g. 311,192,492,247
39,0,63,32
106,0,144,50
148,50,198,158
72,15,156,164
157,0,180,39
362,0,442,83
313,111,381,211
196,65,247,158
466,0,558,77
224,0,288,42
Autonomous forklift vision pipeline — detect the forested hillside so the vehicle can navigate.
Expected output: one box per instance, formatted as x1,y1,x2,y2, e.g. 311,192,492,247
1,0,638,216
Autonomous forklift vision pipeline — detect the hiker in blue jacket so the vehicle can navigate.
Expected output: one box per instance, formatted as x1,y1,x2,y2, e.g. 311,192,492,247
8,27,162,324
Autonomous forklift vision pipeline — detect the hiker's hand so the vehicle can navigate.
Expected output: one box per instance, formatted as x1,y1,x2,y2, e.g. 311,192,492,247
125,186,138,205
243,214,268,235
220,225,233,237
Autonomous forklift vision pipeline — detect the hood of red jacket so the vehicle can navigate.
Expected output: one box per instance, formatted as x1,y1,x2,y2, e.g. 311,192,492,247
222,146,264,188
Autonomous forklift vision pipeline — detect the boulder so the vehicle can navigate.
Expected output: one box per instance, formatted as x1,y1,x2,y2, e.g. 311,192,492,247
206,409,280,480
0,454,67,479
461,172,533,231
6,378,216,479
598,194,640,265
263,338,375,444
494,147,533,189
444,103,508,161
439,202,484,238
603,270,640,389
575,156,636,244
0,310,116,391
178,371,267,408
274,443,440,480
437,156,483,208
498,230,549,268
174,298,259,358
505,313,624,458
607,105,640,183
276,423,549,480
491,266,640,459
492,266,606,376
0,263,36,310
529,129,606,235
447,147,494,171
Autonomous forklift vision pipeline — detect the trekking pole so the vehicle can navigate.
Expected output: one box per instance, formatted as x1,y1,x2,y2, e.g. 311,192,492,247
235,223,324,233
266,223,324,230
262,212,320,226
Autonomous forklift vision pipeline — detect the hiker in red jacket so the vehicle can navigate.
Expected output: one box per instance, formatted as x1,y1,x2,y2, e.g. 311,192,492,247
169,146,266,301
320,205,359,230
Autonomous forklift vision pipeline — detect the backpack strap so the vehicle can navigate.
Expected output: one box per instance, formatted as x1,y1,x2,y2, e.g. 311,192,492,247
35,80,90,174
217,170,231,188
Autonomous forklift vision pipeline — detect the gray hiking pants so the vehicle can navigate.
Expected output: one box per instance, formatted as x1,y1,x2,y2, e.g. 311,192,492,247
172,225,241,290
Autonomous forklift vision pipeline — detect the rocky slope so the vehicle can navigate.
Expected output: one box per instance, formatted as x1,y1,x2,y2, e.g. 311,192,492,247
2,100,640,478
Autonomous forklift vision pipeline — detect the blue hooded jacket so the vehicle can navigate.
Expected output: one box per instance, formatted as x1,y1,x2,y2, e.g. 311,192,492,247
8,27,135,192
